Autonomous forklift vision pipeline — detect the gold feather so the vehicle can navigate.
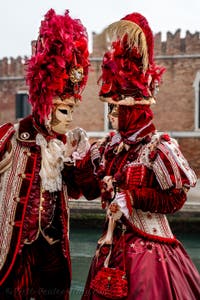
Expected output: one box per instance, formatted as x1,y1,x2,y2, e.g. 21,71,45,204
106,20,149,71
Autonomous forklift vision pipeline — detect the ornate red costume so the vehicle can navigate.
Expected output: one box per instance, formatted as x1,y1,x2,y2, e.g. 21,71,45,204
82,12,200,300
0,9,99,300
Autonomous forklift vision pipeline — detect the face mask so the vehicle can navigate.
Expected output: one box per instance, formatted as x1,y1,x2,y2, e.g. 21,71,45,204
50,97,76,134
108,105,119,130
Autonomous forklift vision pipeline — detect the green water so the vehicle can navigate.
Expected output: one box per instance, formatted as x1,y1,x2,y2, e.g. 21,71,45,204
69,228,200,300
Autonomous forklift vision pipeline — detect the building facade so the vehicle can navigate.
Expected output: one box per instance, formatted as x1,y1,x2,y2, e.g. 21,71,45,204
0,29,200,176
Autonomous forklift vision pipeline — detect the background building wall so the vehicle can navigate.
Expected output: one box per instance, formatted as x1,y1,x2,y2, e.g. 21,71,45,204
69,59,104,131
0,30,200,176
153,30,200,132
0,57,27,123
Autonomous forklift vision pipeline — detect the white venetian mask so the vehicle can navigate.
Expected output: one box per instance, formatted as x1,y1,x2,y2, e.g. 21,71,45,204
50,97,76,134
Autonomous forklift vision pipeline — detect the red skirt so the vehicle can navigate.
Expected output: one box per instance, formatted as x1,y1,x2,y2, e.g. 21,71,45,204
81,230,200,300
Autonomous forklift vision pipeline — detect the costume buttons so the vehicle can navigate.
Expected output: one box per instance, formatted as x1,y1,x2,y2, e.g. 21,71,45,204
9,221,15,226
13,197,20,202
18,173,26,178
20,132,30,140
147,212,152,219
23,151,32,156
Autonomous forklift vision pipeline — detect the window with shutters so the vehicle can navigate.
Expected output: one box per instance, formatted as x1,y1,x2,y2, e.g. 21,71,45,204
15,92,31,119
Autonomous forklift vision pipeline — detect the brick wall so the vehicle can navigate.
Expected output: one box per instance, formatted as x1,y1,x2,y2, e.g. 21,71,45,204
177,137,200,178
153,30,200,131
152,57,198,131
69,60,104,131
0,57,27,123
0,30,200,177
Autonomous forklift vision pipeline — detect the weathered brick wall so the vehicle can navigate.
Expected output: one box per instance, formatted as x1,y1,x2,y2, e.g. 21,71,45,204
0,80,27,123
176,137,200,177
0,30,200,177
91,31,107,58
152,57,198,131
0,57,27,124
154,30,200,55
69,60,104,131
153,30,200,131
0,57,26,77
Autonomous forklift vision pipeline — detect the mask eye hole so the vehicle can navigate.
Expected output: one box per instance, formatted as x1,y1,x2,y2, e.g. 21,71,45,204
58,109,68,115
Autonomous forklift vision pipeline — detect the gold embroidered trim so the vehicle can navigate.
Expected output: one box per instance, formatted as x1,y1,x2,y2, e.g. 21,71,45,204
100,96,156,106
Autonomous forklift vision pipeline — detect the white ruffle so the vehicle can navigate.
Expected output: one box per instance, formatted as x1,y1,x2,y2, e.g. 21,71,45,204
36,134,65,192
36,128,90,193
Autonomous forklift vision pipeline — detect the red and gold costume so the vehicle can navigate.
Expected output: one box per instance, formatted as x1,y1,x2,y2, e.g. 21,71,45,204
0,9,99,300
82,12,200,300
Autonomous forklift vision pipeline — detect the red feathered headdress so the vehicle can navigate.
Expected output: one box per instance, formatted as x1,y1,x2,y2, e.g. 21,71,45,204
26,9,89,122
99,12,165,103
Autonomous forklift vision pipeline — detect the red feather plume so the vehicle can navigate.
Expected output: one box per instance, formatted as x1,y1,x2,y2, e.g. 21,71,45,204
99,12,165,100
26,9,89,123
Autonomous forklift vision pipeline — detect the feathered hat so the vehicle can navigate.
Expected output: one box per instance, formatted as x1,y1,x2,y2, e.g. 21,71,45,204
99,12,165,105
26,9,89,122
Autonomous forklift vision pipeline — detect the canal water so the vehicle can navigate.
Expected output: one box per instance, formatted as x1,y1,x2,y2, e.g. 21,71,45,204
69,227,200,300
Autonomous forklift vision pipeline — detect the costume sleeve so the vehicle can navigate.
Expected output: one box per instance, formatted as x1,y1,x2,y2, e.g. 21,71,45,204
151,134,197,189
62,143,101,200
0,123,15,174
62,164,82,199
125,134,197,214
131,185,187,214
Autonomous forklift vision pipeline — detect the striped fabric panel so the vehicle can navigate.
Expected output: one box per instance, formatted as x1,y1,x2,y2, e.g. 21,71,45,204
0,123,15,149
0,135,29,270
163,139,197,187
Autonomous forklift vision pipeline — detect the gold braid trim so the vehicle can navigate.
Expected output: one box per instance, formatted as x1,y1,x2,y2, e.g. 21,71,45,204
0,142,13,174
106,20,149,71
100,96,156,106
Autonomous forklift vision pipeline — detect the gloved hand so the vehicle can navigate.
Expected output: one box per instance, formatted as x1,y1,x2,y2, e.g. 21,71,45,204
107,202,122,221
64,127,90,163
100,176,115,208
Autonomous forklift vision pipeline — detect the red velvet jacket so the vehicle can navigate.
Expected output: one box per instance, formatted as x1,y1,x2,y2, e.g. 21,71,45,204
0,115,100,286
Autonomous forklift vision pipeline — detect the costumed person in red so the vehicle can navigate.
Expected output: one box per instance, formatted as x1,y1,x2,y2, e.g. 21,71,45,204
0,9,100,300
81,12,200,300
